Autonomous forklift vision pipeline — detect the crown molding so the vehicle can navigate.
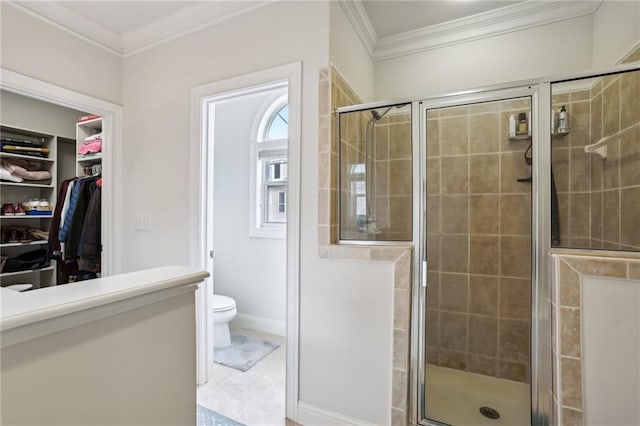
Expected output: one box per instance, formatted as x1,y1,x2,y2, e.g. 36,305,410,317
8,1,273,58
370,1,602,62
8,1,123,56
121,1,273,57
338,0,377,59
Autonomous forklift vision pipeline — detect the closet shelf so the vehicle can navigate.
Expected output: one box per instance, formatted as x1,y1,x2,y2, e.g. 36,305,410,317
0,152,55,162
0,215,52,219
0,240,48,248
78,153,102,163
0,265,55,278
0,182,54,188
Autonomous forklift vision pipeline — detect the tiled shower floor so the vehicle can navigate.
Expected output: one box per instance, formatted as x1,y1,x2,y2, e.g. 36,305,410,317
197,327,286,426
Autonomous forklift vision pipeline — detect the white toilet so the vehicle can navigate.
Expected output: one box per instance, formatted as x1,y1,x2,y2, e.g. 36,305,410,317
213,295,237,349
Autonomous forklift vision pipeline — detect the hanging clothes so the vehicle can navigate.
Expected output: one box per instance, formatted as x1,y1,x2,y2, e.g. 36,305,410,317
49,174,102,282
64,177,98,260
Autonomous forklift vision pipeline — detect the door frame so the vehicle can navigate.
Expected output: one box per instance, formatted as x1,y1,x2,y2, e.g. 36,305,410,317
0,68,123,277
189,62,302,420
413,86,542,425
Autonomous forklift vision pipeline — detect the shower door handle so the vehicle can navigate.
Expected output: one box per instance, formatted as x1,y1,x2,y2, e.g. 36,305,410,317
422,261,428,288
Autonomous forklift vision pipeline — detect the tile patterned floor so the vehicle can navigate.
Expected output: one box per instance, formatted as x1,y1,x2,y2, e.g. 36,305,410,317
197,327,286,426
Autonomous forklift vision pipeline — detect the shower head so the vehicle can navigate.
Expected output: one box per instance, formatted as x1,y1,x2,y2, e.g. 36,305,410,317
370,106,393,121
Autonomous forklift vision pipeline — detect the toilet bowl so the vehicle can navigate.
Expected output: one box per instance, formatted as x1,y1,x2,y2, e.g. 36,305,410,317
213,295,237,349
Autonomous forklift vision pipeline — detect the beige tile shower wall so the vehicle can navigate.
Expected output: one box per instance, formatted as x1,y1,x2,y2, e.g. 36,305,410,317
318,67,362,246
589,69,640,250
425,99,532,383
551,90,592,248
553,63,640,251
374,114,412,241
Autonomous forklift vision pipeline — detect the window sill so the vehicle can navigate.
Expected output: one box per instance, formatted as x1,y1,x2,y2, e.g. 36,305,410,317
249,227,286,239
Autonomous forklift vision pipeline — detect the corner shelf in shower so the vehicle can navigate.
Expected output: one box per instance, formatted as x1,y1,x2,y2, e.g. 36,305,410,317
508,129,570,142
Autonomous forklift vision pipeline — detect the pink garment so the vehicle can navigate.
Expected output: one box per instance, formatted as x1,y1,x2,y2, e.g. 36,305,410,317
78,139,102,155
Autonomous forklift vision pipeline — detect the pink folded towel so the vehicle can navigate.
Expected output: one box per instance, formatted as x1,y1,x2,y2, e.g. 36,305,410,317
78,140,102,155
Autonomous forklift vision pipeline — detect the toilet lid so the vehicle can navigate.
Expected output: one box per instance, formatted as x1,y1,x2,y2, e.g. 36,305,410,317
213,295,236,312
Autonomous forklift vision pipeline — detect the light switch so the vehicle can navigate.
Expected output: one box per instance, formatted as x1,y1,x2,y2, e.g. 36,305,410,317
134,214,152,231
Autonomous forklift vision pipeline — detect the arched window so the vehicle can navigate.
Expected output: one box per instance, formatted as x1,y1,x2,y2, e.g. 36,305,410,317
252,94,288,237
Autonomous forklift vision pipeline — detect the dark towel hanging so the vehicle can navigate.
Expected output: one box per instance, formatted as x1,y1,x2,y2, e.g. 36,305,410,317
551,168,560,246
515,142,561,244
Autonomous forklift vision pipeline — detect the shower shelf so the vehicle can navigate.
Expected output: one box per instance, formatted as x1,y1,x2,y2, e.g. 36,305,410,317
508,129,570,142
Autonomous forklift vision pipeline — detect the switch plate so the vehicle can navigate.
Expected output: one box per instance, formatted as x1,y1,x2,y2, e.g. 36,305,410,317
134,214,152,231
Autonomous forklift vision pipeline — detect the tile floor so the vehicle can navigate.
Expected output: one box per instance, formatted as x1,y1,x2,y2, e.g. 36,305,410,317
197,327,286,426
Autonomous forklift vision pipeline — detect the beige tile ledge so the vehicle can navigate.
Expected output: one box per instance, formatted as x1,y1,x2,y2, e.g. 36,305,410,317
550,247,640,260
325,244,412,263
552,251,640,281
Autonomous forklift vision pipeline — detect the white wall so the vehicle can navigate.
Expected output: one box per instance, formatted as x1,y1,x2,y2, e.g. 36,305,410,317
1,291,196,426
213,90,286,325
374,15,594,100
582,276,640,426
1,90,86,139
330,2,375,102
121,3,394,423
592,0,640,67
0,3,122,105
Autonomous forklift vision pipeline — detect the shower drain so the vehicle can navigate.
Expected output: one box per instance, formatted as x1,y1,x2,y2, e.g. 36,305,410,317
479,406,500,420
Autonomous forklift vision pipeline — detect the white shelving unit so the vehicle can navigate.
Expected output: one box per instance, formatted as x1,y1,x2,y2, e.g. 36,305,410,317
1,124,57,288
76,117,102,176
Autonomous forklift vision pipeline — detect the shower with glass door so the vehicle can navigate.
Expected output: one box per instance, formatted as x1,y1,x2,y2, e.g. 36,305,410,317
417,90,536,425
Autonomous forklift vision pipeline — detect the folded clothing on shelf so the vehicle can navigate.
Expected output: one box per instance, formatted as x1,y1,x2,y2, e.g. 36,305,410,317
77,114,101,122
0,137,45,148
2,248,50,273
78,135,102,156
1,159,52,182
0,166,23,183
1,143,50,158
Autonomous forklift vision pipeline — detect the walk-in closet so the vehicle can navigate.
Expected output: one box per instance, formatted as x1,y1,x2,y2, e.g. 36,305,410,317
1,91,104,289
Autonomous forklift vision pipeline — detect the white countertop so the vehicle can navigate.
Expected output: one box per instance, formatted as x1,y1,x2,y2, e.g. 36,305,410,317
1,266,209,347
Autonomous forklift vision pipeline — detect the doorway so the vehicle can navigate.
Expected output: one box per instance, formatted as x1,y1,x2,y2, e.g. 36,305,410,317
0,69,122,280
416,87,537,425
190,63,301,423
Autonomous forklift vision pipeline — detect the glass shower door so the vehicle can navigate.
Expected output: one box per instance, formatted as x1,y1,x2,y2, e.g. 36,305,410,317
421,94,533,425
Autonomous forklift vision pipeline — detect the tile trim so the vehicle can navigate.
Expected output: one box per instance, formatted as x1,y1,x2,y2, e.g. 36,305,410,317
551,253,640,425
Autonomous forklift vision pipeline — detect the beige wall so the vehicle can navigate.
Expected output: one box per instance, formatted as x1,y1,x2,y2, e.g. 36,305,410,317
552,55,640,251
425,98,532,383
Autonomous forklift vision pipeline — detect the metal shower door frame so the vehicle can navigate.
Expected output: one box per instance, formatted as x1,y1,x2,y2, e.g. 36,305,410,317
411,84,549,426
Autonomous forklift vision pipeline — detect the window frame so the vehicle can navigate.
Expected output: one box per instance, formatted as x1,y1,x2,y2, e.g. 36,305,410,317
249,93,288,238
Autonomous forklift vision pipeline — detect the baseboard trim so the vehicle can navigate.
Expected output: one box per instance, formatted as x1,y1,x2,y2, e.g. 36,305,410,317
232,313,285,336
297,401,377,426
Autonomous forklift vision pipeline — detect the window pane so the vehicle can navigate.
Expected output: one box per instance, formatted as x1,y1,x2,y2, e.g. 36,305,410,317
266,105,288,140
266,159,287,182
266,185,287,223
